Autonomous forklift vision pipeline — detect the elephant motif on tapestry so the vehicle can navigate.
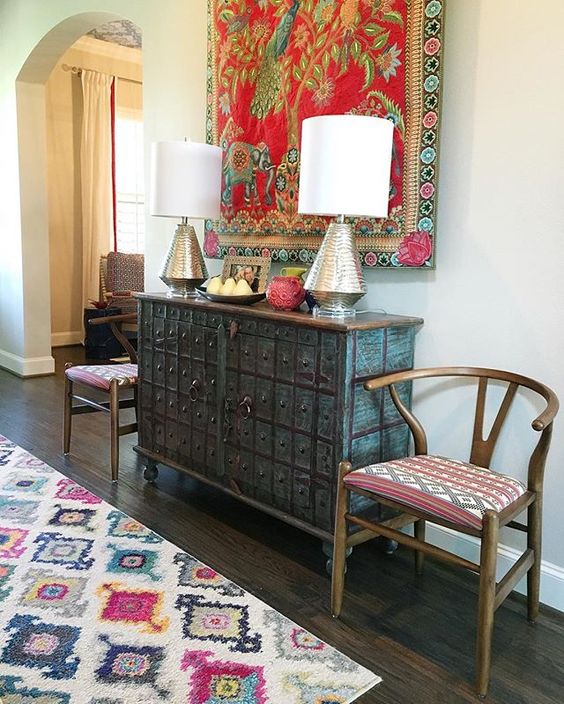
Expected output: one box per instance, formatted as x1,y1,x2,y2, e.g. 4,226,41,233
222,141,275,208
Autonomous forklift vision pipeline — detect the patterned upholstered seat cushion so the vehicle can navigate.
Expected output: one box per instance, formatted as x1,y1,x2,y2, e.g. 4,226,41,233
344,455,527,530
65,364,138,391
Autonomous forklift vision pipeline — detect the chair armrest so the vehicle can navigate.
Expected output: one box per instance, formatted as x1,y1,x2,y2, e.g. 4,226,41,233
88,313,137,326
531,397,559,431
363,371,428,455
88,312,138,364
364,367,559,433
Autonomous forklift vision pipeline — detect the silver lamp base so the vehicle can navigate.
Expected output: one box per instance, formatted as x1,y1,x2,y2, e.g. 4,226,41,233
159,221,208,298
304,220,366,318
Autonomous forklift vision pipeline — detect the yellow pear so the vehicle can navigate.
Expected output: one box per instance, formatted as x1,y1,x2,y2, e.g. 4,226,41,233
234,279,253,296
207,276,223,294
220,277,237,295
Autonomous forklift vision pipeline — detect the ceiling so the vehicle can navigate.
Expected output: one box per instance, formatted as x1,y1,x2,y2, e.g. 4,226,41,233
88,20,142,49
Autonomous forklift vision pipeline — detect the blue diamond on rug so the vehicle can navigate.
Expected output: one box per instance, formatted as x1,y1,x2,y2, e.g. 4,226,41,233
1,614,80,679
106,510,163,543
0,495,40,523
2,472,48,494
106,543,160,581
48,504,98,531
95,634,169,697
176,594,262,654
31,532,94,570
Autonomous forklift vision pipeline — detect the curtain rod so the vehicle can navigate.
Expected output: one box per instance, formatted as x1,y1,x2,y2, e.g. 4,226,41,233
61,63,142,85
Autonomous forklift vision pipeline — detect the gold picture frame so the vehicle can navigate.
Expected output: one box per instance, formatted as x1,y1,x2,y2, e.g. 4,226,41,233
221,256,271,294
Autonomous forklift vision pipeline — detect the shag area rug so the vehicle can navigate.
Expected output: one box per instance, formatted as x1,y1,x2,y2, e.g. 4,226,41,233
0,436,380,703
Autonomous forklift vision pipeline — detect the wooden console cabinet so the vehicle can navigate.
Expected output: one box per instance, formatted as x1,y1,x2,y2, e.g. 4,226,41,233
135,294,422,544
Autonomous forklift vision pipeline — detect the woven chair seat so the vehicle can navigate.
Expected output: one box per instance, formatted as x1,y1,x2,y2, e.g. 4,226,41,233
65,364,138,392
344,455,527,530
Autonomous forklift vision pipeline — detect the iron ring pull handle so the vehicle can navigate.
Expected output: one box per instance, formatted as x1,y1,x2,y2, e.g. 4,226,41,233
238,395,252,420
189,379,201,402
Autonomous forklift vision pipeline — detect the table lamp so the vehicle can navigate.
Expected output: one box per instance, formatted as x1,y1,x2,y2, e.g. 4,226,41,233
150,141,222,297
298,115,394,317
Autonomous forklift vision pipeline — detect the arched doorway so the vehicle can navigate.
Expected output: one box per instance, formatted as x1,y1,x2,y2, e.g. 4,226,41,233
15,12,141,374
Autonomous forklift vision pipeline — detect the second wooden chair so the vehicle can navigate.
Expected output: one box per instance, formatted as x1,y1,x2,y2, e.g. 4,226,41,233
63,312,139,481
331,367,558,698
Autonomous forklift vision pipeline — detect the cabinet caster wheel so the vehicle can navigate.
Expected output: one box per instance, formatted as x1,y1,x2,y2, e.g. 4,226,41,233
383,538,398,555
322,541,352,576
144,463,159,483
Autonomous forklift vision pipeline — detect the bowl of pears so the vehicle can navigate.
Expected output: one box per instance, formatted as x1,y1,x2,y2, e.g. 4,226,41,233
197,274,266,305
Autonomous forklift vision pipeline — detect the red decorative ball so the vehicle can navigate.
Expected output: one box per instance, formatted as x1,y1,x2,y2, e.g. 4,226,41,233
266,276,306,311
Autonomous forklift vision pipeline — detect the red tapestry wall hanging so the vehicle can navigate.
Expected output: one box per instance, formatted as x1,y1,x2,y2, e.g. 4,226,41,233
205,0,444,268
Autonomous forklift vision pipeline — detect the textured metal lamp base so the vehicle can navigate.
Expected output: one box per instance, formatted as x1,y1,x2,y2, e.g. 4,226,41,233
162,282,199,298
159,222,208,298
304,221,366,317
312,298,357,318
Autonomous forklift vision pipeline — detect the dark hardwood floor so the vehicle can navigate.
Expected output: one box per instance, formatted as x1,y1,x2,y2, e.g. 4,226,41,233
1,346,563,703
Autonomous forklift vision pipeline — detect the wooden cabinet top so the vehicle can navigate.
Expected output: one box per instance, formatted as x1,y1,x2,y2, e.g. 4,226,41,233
137,293,423,332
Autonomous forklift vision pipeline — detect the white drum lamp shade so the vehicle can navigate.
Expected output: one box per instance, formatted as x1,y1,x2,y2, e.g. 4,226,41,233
298,115,394,218
150,140,223,297
298,115,394,317
150,141,222,220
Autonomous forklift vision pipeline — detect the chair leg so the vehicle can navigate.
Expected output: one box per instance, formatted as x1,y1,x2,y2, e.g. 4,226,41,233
133,385,139,423
63,371,73,455
414,519,425,575
331,461,351,618
110,380,120,482
476,510,499,699
527,494,542,622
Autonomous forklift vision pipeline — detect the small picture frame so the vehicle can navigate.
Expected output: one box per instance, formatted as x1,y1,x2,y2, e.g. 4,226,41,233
221,256,271,293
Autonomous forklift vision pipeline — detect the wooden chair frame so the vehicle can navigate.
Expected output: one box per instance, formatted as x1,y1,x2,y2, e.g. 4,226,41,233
331,367,559,698
63,312,138,482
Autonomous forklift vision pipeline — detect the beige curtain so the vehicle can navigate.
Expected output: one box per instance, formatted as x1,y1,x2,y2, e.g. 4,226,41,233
80,70,114,306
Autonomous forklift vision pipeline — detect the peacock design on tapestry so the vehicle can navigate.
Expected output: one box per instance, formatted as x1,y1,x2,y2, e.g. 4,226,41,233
250,0,300,119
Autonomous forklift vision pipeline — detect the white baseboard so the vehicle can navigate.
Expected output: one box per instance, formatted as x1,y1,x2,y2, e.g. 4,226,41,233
0,348,55,377
51,330,83,347
426,524,564,613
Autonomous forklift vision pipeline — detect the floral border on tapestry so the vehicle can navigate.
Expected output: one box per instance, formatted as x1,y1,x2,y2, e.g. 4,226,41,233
205,0,444,268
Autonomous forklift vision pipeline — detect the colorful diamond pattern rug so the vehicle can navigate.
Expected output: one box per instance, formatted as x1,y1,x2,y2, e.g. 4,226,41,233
0,436,380,702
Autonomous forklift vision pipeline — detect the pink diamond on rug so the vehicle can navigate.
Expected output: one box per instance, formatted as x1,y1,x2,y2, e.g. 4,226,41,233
181,650,268,703
0,435,381,702
97,582,169,634
54,478,102,504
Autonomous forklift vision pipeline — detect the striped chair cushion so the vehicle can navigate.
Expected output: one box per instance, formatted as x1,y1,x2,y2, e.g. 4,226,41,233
344,455,527,530
65,364,138,391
